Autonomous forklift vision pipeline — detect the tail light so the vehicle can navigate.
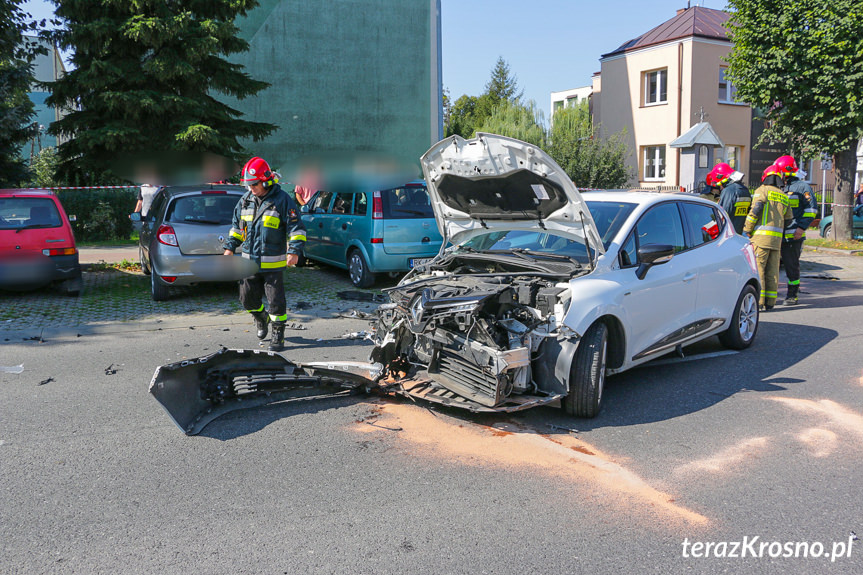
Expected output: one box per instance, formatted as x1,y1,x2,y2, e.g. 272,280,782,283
370,238,383,244
161,276,178,283
42,247,77,256
157,224,178,246
372,190,383,219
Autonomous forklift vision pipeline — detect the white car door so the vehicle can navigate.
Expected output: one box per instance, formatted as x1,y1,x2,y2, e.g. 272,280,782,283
614,201,699,362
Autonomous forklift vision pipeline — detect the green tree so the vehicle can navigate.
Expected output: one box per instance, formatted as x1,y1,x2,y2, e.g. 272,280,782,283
725,0,863,240
43,0,275,183
445,57,523,138
29,146,61,186
548,102,631,189
0,0,43,186
475,100,545,148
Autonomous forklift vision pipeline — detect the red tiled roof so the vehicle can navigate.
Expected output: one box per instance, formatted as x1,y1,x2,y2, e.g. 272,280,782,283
602,7,731,58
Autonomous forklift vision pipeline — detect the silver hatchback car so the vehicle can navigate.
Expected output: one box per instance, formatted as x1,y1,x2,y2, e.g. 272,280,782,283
134,184,257,301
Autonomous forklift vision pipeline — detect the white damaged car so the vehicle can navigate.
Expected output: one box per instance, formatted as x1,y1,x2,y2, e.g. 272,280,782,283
150,133,761,434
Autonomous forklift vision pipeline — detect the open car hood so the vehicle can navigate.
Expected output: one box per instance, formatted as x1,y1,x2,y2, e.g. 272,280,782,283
421,133,604,256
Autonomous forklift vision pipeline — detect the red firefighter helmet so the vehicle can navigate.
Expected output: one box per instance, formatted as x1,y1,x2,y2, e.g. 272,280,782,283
240,157,273,186
704,172,715,187
762,164,783,182
709,162,734,185
774,155,798,175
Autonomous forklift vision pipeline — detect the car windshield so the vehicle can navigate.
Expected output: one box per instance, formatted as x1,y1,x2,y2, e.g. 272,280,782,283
458,229,591,264
0,197,62,230
166,194,238,224
381,184,434,219
585,200,637,248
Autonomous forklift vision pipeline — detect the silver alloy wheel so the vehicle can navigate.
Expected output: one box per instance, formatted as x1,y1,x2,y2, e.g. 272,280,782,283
348,252,364,286
738,291,758,342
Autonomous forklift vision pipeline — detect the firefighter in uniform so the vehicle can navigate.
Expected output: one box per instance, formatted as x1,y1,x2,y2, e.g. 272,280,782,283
743,164,793,310
774,155,818,305
698,172,721,202
223,157,306,351
708,162,752,235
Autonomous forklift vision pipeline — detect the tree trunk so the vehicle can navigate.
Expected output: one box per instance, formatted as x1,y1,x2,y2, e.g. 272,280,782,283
832,142,858,241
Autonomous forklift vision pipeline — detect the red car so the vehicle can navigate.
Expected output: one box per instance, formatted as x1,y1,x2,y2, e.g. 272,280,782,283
0,189,82,295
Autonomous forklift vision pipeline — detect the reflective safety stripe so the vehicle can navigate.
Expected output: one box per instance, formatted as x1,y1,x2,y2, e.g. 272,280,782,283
784,232,796,239
269,313,288,322
754,229,783,237
734,200,751,216
788,280,800,286
789,198,800,207
247,304,265,313
240,215,254,222
746,214,758,223
761,291,777,297
230,227,244,240
260,254,286,269
289,234,307,242
803,209,818,216
262,214,280,229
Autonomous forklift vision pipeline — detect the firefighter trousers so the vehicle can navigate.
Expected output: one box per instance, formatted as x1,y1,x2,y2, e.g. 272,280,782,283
754,245,780,307
238,270,287,322
780,238,804,289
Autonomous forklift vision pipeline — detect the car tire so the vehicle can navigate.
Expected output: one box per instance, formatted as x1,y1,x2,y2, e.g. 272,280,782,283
563,321,608,418
151,270,170,301
139,246,151,275
348,249,376,288
822,224,832,239
719,284,759,350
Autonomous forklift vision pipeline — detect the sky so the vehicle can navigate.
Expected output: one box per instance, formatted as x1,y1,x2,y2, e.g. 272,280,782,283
22,0,728,120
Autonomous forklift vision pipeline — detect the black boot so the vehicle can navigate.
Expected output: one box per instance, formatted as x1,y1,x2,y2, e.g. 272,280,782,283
783,284,799,306
268,322,285,352
252,311,270,339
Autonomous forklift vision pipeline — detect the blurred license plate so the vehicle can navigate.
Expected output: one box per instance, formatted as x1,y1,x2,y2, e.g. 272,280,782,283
409,258,432,268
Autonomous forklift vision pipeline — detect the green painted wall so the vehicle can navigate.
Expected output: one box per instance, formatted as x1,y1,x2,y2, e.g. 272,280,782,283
224,0,441,176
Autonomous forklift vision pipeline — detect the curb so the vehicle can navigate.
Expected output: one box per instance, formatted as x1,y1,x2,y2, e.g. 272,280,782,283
803,245,862,256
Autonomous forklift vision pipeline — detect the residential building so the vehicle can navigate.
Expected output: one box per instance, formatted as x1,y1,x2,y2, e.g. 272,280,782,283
591,6,752,190
22,35,67,160
221,0,442,175
550,86,592,116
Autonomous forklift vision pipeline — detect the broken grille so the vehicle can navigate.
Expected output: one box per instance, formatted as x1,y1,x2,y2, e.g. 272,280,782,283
432,349,503,407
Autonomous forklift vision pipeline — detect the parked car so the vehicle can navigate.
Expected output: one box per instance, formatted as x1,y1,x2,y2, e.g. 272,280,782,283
150,134,764,434
134,184,257,301
819,204,863,239
300,181,444,287
0,189,82,295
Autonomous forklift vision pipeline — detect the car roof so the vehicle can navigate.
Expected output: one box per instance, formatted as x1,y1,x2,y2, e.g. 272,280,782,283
581,189,713,207
0,189,58,197
159,184,246,198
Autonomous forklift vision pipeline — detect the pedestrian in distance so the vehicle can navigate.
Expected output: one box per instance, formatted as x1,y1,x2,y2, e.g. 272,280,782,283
774,155,818,305
743,164,793,311
855,183,863,207
708,163,752,235
222,157,307,351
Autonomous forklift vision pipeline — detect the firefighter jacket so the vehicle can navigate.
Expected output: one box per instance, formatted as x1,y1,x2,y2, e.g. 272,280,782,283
698,186,721,203
718,181,752,235
223,184,307,270
783,176,818,240
743,184,792,250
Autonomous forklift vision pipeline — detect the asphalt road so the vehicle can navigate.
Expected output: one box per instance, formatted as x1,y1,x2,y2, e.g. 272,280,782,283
1,251,862,574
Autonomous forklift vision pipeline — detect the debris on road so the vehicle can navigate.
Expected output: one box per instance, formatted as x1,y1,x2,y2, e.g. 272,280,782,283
37,377,55,386
104,364,118,375
293,301,313,310
340,330,374,341
334,309,372,319
1,364,24,374
337,290,387,303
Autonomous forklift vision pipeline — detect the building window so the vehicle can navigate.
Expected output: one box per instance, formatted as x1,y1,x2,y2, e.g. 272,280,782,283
643,146,666,181
718,67,738,103
724,146,743,170
698,145,709,168
644,69,667,105
553,100,564,113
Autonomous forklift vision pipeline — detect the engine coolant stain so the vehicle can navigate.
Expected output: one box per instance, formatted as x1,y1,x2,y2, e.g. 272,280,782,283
769,397,863,439
353,402,708,527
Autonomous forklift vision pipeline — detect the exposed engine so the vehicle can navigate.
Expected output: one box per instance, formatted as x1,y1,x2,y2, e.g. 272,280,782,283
371,272,571,408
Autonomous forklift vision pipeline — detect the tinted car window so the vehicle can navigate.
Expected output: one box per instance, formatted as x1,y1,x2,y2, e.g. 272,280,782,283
635,202,685,253
619,233,637,267
681,202,721,247
353,192,367,216
166,195,239,224
0,198,62,230
382,185,434,219
311,191,333,214
333,192,353,214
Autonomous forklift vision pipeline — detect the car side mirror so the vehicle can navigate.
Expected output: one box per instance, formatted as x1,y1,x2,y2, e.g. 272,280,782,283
635,243,674,280
130,212,142,222
299,204,310,214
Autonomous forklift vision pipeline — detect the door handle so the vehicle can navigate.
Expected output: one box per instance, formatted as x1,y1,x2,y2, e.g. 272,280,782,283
682,272,696,282
318,222,323,228
342,223,348,230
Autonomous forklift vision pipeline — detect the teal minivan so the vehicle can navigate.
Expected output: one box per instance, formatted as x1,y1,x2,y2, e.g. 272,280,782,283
300,181,443,287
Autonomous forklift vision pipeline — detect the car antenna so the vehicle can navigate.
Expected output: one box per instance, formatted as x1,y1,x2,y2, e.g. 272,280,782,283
579,210,594,271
